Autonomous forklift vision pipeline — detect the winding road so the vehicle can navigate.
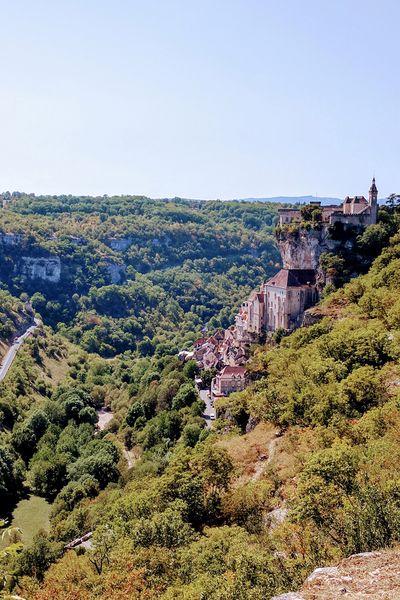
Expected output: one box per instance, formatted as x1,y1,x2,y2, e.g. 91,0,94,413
200,388,215,428
0,318,41,382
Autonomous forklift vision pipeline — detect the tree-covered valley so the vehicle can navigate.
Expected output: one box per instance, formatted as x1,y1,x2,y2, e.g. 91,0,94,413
0,194,280,357
1,195,400,598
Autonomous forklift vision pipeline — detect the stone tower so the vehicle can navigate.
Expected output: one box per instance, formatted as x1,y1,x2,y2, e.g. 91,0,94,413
369,177,378,224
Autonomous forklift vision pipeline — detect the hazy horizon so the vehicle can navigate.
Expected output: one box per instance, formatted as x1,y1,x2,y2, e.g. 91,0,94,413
1,0,398,199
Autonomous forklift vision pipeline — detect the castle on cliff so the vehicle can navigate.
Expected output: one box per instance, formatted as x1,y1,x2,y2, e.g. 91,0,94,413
278,177,378,228
191,179,378,395
235,177,378,339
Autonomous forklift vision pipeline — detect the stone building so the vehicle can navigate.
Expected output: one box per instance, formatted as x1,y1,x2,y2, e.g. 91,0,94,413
192,178,380,395
232,267,318,338
278,178,378,228
212,366,247,396
235,290,266,342
264,268,317,331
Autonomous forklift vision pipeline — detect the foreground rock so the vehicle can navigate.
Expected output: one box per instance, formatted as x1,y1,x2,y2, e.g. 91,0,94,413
272,548,400,599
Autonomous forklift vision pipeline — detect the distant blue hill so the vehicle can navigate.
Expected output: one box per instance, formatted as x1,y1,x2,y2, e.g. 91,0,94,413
235,195,386,205
173,195,386,206
236,195,341,206
172,195,342,205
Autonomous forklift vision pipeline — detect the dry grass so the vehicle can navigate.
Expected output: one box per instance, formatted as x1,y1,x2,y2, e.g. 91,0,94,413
216,423,322,495
41,339,79,385
382,363,400,397
0,340,8,361
0,342,9,360
271,427,321,499
216,422,278,481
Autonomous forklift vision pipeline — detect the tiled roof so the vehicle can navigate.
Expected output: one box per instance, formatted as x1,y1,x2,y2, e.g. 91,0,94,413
344,195,368,204
219,366,247,378
265,269,316,289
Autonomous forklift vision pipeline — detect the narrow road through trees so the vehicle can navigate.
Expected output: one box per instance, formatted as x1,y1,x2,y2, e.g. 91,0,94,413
200,389,214,428
0,318,41,382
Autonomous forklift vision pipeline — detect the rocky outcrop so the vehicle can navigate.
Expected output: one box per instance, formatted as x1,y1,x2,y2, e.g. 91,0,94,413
106,237,132,252
272,591,305,598
301,308,324,327
277,226,340,271
245,415,258,433
272,549,400,599
21,256,61,283
276,225,360,292
0,232,24,246
106,263,126,284
267,506,288,530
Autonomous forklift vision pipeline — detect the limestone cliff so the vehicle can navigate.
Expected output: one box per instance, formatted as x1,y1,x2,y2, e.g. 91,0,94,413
276,225,343,271
21,256,62,283
276,224,360,289
0,231,127,288
106,262,126,283
107,237,133,252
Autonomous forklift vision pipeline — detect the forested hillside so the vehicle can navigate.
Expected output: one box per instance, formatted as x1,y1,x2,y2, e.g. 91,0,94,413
0,194,280,356
0,291,32,358
1,204,400,598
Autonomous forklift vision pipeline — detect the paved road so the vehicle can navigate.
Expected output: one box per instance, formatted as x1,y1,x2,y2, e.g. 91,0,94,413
0,318,41,382
200,389,215,428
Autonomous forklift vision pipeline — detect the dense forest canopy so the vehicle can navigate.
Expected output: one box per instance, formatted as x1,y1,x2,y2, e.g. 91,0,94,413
0,193,281,356
1,197,400,598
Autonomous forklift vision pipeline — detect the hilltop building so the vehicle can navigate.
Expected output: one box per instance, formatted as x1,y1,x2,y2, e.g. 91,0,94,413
235,290,266,342
234,267,317,338
264,268,317,331
190,178,379,399
278,178,378,227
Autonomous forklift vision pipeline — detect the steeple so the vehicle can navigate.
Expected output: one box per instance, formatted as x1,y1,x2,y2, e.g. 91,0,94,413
368,177,378,224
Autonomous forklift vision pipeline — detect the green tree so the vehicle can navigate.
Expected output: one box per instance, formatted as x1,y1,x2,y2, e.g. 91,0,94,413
172,383,198,410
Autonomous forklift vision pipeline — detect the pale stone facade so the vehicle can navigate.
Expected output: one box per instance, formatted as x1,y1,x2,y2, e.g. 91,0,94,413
278,178,378,228
264,269,317,331
234,268,318,336
212,366,247,396
235,291,265,342
191,179,380,398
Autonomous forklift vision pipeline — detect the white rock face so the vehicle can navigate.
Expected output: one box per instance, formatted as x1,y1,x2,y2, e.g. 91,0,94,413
346,551,381,560
0,232,24,246
106,263,126,283
306,566,340,583
268,506,289,529
21,257,61,283
107,238,132,251
277,227,339,270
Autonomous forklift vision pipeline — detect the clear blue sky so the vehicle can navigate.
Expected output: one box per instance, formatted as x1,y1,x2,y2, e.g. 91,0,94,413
0,0,398,199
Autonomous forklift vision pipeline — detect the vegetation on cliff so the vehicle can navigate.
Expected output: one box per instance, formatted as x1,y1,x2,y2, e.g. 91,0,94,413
0,291,31,352
1,199,400,598
0,194,280,357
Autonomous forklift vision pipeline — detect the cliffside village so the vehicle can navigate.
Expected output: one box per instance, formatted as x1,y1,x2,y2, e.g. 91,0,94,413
182,178,379,398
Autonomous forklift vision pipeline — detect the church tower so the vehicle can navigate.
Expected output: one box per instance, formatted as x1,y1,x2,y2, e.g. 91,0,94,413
369,177,378,224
